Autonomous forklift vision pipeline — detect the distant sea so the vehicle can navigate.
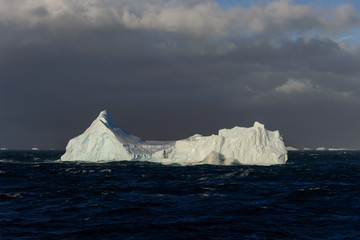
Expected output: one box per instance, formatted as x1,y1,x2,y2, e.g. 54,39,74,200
1,150,359,239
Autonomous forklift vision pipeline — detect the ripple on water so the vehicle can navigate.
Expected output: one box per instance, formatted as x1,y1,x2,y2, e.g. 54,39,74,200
0,150,359,239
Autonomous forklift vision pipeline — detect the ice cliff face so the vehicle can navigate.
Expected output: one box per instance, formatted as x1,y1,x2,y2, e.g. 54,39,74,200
153,122,287,165
61,110,287,165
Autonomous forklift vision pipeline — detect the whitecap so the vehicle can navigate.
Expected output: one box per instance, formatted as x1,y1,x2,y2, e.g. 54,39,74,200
0,192,23,198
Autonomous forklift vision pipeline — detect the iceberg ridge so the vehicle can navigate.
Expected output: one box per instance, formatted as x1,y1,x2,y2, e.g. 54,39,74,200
61,110,287,165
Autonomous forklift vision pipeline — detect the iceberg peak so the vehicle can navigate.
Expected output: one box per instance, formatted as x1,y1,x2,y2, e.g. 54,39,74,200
253,121,264,128
96,110,115,127
98,109,111,118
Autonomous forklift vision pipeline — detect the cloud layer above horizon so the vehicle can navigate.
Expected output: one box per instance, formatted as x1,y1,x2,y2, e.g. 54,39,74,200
1,0,360,149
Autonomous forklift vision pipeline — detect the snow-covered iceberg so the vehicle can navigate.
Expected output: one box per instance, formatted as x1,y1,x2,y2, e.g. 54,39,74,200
61,110,287,165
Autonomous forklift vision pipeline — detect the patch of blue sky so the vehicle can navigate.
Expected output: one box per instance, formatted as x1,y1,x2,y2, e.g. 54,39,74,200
215,0,360,11
334,29,360,44
287,29,360,45
215,0,360,44
214,0,257,9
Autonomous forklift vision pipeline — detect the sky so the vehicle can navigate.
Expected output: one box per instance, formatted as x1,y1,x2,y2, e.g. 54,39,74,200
0,0,360,150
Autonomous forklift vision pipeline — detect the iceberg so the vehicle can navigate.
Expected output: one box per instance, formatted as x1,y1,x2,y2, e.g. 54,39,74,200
316,147,327,151
328,148,354,151
61,110,287,165
286,146,299,151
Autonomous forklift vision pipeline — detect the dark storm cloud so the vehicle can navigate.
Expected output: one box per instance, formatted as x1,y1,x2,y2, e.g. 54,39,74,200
31,6,49,17
0,0,360,149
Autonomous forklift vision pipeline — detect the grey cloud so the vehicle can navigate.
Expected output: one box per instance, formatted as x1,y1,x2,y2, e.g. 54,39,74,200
31,6,49,17
0,0,359,36
0,1,360,150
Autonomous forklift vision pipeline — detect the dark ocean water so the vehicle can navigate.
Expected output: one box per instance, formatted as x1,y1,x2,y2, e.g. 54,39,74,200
0,151,359,239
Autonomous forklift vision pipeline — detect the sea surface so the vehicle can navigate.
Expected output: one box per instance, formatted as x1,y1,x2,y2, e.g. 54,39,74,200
0,150,359,239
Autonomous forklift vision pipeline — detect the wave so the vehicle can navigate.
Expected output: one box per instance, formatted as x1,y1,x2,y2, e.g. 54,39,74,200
0,192,23,199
